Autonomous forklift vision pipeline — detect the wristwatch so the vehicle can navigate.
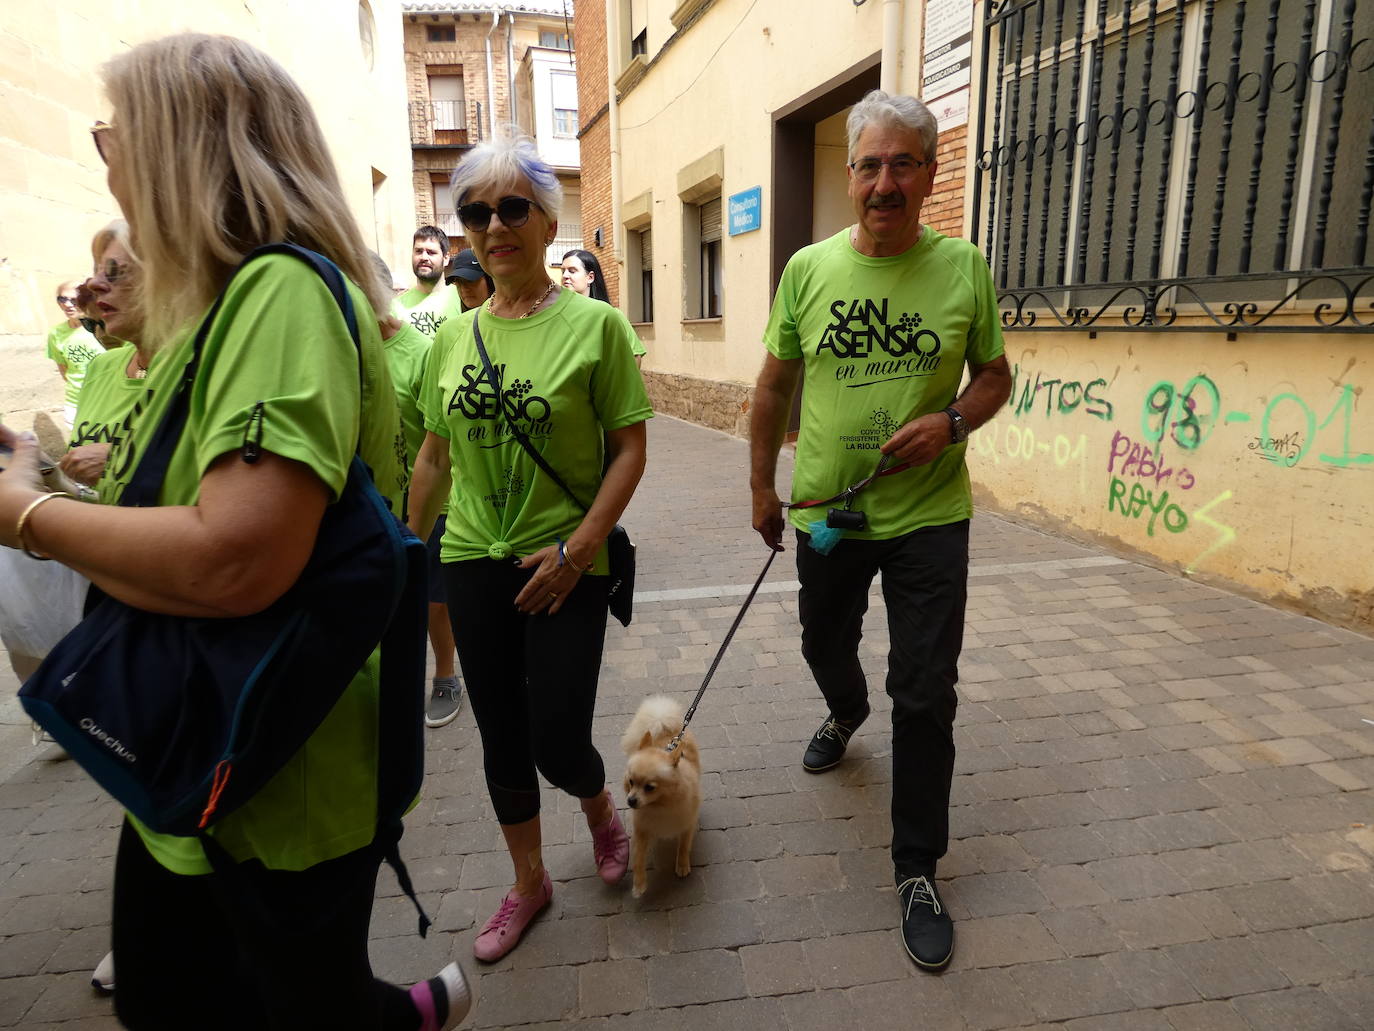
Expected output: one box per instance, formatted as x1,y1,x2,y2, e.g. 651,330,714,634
944,406,970,444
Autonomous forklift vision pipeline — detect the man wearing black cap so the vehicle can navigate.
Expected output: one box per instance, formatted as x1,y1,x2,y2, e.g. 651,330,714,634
446,248,494,311
394,225,465,338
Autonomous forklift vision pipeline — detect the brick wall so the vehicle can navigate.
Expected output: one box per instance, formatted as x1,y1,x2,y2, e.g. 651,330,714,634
925,124,967,239
572,0,619,305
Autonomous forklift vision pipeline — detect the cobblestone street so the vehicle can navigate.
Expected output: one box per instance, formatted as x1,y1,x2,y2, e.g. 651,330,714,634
2,414,1373,1029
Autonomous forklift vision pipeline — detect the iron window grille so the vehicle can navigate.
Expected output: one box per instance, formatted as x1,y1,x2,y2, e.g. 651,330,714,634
972,0,1374,332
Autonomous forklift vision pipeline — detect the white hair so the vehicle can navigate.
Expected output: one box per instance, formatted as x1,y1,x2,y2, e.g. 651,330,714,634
846,90,938,163
450,124,562,220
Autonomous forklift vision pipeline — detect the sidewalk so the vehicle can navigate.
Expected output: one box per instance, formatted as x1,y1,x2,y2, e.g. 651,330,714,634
2,413,1373,1029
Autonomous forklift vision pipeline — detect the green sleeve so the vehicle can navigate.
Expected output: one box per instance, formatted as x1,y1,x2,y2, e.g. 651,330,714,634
189,256,361,500
46,325,65,363
966,248,1006,366
593,310,654,432
420,317,456,438
763,258,802,360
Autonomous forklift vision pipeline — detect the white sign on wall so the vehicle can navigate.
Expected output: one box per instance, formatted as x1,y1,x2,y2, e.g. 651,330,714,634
921,0,976,132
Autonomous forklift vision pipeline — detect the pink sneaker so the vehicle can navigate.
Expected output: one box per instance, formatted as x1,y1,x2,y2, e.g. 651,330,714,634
473,870,552,962
590,799,629,884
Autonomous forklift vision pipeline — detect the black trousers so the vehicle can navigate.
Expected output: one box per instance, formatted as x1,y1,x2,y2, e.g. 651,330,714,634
111,821,418,1030
796,520,969,877
444,559,611,824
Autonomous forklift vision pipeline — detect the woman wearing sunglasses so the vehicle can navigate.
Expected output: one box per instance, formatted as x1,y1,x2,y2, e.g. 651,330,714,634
408,127,652,961
0,34,471,1031
46,277,106,432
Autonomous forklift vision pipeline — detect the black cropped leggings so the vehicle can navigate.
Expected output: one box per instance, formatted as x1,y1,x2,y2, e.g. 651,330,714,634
443,559,611,824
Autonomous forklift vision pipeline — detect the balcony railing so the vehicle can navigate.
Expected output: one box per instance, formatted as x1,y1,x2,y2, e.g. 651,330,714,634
436,214,464,241
410,100,476,146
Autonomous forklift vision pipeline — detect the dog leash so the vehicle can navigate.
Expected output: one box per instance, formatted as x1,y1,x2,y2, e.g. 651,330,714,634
663,452,912,754
664,547,778,753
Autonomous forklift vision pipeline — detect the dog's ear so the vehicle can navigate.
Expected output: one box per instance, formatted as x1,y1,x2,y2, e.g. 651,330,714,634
639,731,653,751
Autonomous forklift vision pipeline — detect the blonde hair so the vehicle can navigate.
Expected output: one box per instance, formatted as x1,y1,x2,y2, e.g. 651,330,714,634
89,219,133,264
101,34,388,345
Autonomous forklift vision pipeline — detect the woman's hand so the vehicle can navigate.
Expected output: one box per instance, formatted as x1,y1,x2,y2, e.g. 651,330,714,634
0,427,47,550
59,444,112,487
513,543,589,615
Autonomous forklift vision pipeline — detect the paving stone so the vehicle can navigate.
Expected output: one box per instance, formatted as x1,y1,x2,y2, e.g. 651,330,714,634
1096,897,1214,949
1160,1000,1250,1031
1039,908,1125,957
1007,956,1134,1022
579,958,648,1018
645,949,746,1008
957,913,1064,968
951,870,1049,918
739,940,813,996
668,900,760,952
942,966,1033,1031
473,966,577,1027
1165,937,1292,999
1100,948,1201,1008
1231,985,1363,1031
847,977,967,1031
803,929,911,989
1325,974,1374,1028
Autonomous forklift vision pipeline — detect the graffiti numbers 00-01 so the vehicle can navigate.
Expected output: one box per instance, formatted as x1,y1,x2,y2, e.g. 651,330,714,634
974,420,1088,486
1143,377,1371,469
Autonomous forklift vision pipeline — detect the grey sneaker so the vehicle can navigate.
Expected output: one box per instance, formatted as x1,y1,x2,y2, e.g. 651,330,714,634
425,676,463,728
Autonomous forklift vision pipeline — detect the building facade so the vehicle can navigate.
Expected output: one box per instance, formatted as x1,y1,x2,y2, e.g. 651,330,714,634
1,0,416,434
401,1,582,263
580,0,1374,631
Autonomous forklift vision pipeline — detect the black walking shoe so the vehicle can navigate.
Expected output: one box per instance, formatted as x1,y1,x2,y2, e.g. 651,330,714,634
897,873,953,970
801,709,868,772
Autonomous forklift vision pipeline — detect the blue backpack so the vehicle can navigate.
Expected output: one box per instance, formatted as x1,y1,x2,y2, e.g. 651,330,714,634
20,244,431,931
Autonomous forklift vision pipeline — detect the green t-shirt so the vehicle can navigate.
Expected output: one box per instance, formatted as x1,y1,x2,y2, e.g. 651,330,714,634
98,254,405,875
420,289,653,567
383,321,431,479
392,282,464,339
68,344,149,455
46,322,105,411
765,226,1005,539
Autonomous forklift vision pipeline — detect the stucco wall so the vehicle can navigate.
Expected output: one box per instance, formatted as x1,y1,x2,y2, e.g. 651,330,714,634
2,0,415,429
969,333,1374,632
615,0,906,388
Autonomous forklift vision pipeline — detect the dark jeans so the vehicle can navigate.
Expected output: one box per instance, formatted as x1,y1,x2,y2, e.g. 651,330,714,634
796,520,969,877
111,821,418,1030
443,559,611,824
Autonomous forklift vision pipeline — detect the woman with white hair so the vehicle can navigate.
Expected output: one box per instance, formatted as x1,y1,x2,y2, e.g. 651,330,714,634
0,33,470,1030
409,127,651,961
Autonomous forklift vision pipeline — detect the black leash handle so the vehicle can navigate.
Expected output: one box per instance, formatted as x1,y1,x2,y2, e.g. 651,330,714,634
665,547,778,753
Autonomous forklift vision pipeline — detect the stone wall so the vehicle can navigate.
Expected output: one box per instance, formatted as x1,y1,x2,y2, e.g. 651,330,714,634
644,370,752,439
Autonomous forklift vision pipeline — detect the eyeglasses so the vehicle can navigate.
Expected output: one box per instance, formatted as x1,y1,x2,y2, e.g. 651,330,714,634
94,259,131,284
90,121,114,164
457,196,541,233
848,155,930,183
56,295,81,305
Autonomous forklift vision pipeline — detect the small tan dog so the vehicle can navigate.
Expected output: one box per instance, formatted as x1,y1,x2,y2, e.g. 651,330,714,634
620,695,702,898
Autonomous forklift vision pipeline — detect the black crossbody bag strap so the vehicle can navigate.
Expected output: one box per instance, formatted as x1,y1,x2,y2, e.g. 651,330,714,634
471,309,592,513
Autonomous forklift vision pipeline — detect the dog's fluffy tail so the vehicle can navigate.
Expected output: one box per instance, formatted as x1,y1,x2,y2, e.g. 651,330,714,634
622,695,685,754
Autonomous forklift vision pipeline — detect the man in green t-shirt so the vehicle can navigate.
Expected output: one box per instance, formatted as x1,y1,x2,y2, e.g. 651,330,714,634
392,225,465,340
750,90,1011,973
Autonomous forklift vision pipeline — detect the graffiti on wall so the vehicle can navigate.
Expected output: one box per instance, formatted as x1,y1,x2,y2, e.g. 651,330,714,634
977,354,1369,579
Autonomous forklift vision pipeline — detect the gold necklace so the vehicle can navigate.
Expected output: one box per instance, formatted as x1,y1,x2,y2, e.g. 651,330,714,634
130,353,149,379
488,280,556,319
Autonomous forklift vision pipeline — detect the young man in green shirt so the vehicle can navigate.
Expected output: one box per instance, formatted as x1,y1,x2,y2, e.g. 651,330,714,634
750,90,1012,972
392,225,465,340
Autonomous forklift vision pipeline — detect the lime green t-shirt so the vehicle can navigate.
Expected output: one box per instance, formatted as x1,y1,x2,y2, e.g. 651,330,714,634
98,254,405,875
46,322,105,411
765,226,1005,539
420,289,653,567
68,344,149,454
383,321,431,480
392,282,464,339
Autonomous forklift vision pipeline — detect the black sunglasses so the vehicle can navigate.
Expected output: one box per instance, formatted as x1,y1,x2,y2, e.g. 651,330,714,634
457,196,540,233
56,294,81,305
